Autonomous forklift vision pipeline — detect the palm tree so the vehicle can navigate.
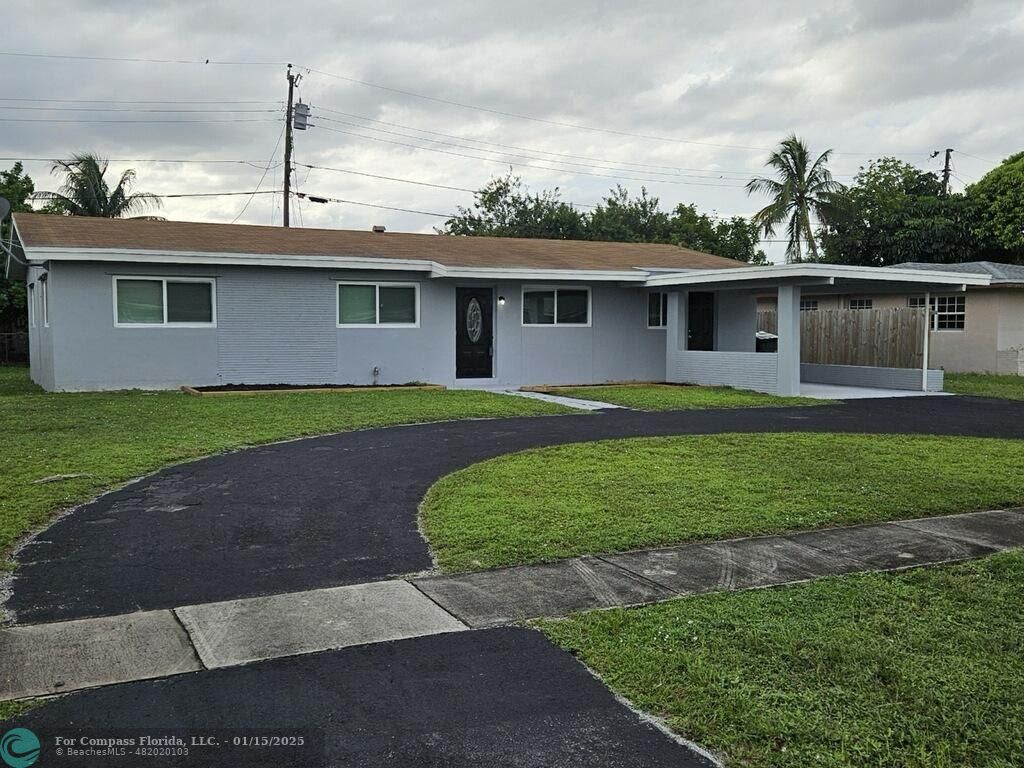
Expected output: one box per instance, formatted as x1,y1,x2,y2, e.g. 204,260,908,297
746,135,842,262
34,153,160,218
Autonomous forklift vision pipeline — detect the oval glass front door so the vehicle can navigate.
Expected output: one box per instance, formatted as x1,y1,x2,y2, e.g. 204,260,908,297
466,297,483,342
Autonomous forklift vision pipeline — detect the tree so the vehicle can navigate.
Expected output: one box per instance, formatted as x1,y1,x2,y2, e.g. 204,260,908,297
0,162,35,330
967,152,1024,262
585,186,671,243
439,172,586,240
669,203,768,264
34,153,160,218
443,174,766,263
819,157,979,266
746,134,843,262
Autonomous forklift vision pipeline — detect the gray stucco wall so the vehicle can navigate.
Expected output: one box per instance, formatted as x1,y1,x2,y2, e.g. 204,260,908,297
664,290,779,393
33,261,666,391
668,350,779,393
26,264,55,391
715,290,757,352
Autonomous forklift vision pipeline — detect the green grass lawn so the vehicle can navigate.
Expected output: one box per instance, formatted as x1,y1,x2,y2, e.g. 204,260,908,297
0,700,37,722
532,384,820,410
0,367,571,567
946,372,1024,400
421,433,1024,571
539,551,1024,768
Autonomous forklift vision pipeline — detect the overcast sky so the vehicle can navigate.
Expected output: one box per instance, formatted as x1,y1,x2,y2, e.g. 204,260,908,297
2,0,1021,261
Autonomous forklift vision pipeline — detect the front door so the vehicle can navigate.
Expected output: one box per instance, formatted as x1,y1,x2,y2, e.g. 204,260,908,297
687,292,715,350
456,287,494,378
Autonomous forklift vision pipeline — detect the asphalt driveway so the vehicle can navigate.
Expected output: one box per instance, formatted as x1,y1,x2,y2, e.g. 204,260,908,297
2,627,714,767
8,395,1024,623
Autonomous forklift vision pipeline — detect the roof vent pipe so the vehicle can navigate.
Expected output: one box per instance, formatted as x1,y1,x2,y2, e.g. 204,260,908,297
372,225,386,233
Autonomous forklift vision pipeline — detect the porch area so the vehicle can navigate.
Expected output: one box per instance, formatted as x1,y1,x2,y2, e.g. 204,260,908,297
647,264,991,397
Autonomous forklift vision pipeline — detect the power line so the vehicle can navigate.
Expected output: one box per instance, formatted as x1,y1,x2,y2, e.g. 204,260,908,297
301,65,944,160
299,163,610,209
2,153,737,214
0,51,973,160
0,105,282,113
300,65,770,152
0,117,279,124
313,113,770,182
0,156,282,168
312,106,771,177
0,97,281,105
31,190,278,202
294,192,454,218
313,123,750,189
956,151,1000,164
298,164,762,217
161,188,278,196
298,162,476,193
233,124,287,224
0,51,284,66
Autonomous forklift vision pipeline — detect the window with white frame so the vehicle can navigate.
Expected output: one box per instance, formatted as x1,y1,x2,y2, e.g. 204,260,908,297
848,297,873,310
799,298,818,311
647,292,669,328
114,277,215,326
933,295,966,330
337,282,419,326
907,295,966,330
522,287,590,326
27,283,35,328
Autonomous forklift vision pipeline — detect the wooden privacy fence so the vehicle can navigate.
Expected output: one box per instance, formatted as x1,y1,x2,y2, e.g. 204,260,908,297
757,308,927,368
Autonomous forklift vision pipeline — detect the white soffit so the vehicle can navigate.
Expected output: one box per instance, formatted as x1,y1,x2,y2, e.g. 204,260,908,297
644,262,992,289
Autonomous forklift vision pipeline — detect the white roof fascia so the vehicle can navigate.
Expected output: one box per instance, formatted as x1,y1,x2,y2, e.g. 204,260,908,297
25,246,651,282
430,265,647,282
644,262,992,288
22,247,440,273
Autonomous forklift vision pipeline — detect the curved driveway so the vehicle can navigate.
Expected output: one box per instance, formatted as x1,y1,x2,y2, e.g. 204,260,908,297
9,396,1024,623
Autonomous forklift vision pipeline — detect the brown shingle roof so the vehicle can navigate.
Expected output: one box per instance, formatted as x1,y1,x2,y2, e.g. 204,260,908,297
13,212,746,272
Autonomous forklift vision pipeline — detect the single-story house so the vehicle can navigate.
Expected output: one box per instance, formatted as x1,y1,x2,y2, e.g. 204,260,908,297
756,261,1024,375
7,213,989,394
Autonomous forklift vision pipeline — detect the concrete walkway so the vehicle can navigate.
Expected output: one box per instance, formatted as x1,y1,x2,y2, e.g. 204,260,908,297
496,388,625,410
3,508,1021,702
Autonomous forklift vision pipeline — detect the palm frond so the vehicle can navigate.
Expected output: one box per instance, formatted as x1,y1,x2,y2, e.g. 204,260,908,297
40,153,159,217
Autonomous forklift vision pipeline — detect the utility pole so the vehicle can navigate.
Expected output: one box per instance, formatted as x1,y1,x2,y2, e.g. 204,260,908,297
940,147,954,196
283,64,300,227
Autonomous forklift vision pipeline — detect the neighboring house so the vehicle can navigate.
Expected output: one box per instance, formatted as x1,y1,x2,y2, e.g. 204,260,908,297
8,213,988,394
757,261,1024,375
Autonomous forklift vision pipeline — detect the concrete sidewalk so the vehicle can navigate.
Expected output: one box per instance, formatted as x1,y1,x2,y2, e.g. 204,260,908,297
3,508,1022,702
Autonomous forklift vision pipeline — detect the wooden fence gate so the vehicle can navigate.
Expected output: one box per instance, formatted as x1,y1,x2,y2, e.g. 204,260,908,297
756,308,927,368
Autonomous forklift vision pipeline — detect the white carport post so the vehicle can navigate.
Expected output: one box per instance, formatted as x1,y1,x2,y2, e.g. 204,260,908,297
776,284,801,395
921,290,930,391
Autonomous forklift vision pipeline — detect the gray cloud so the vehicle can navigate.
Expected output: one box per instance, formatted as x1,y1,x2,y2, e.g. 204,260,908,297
2,0,1020,260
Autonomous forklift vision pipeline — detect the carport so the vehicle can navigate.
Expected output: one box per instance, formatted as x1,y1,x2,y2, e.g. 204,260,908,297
644,264,992,396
